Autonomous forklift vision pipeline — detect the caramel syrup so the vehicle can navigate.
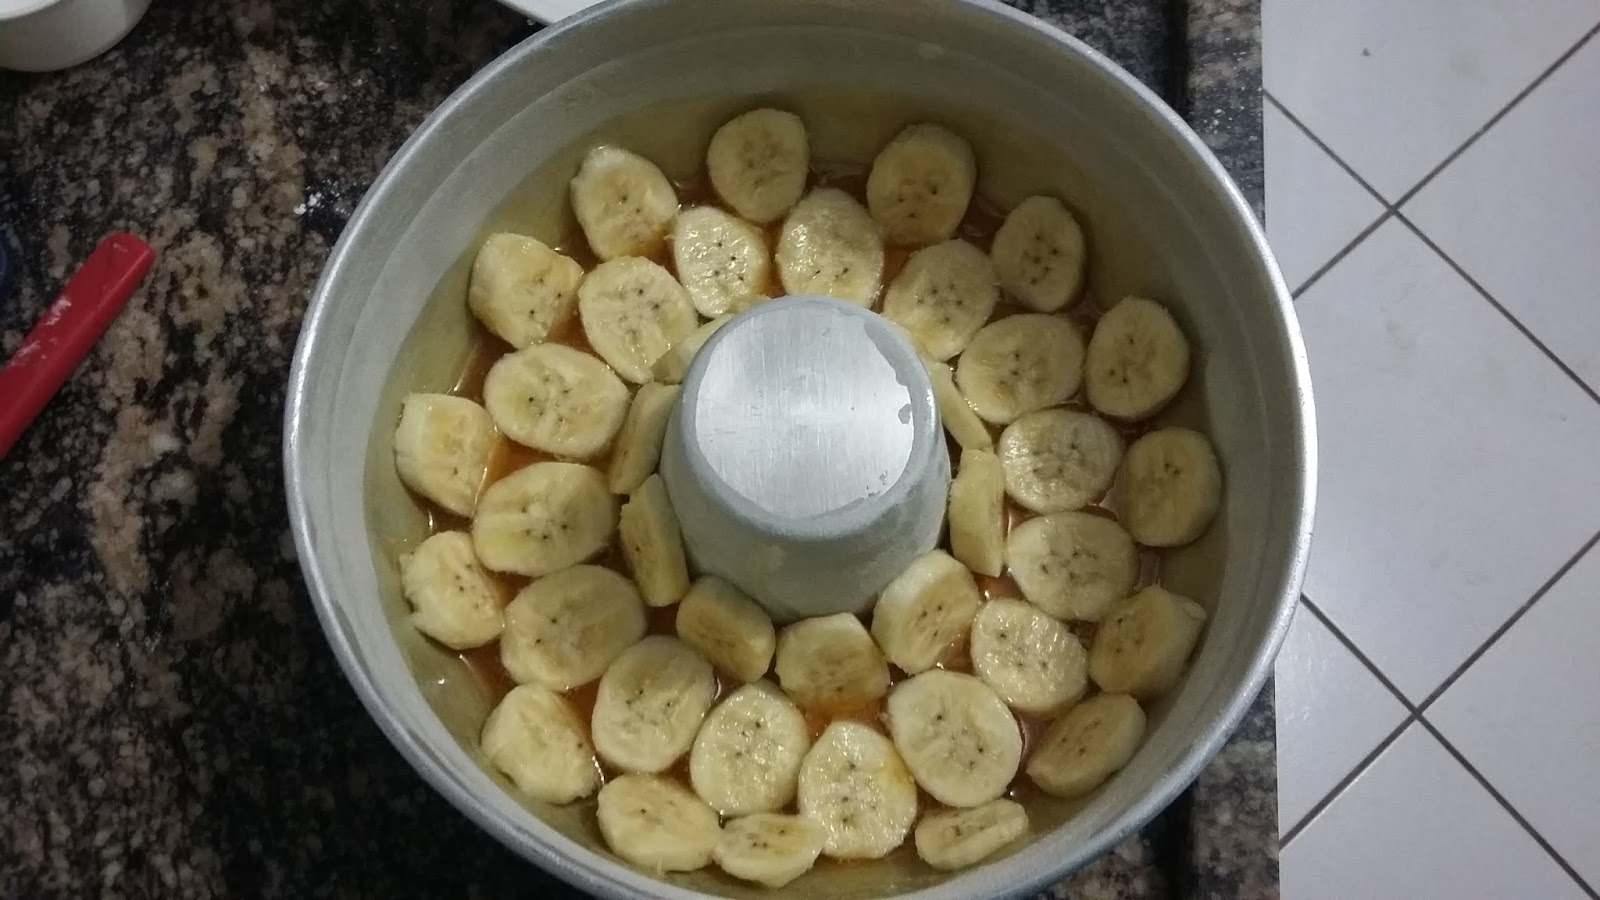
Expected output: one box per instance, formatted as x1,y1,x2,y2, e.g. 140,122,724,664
417,159,1164,803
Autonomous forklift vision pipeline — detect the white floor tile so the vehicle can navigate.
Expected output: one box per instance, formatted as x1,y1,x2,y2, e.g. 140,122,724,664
1263,0,1600,200
1405,35,1600,392
1274,602,1408,832
1264,103,1386,290
1431,542,1600,888
1282,723,1587,900
1295,218,1600,700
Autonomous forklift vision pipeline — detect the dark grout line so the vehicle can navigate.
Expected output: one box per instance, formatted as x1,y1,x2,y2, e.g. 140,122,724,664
1266,93,1388,206
1393,211,1600,407
1415,718,1600,900
1415,525,1600,713
1391,20,1600,210
1300,597,1416,712
1279,714,1415,849
1289,210,1392,300
1283,529,1600,858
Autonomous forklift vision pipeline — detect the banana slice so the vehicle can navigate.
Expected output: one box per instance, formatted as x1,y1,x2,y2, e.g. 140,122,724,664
775,187,886,307
500,564,646,690
955,314,1085,425
881,239,999,361
1005,511,1137,622
651,314,733,384
689,680,811,816
607,382,680,495
948,448,1005,578
706,108,810,225
577,256,700,384
714,813,825,889
397,531,504,650
597,774,721,873
1084,296,1191,421
393,393,497,517
774,613,890,712
923,356,993,453
990,196,1086,313
592,635,717,774
569,145,679,261
865,123,976,247
870,550,981,675
675,576,776,683
914,798,1029,871
997,408,1123,514
886,670,1021,808
969,598,1088,716
618,474,690,607
796,721,919,860
470,461,618,577
480,684,599,804
1024,693,1146,799
467,232,585,349
481,343,630,459
1089,585,1207,700
672,206,771,317
1118,427,1223,548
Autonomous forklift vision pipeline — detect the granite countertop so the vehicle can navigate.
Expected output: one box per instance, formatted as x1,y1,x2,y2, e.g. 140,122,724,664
0,1,1269,896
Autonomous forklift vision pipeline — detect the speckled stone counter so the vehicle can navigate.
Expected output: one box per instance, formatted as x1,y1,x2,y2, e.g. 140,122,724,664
0,1,1270,896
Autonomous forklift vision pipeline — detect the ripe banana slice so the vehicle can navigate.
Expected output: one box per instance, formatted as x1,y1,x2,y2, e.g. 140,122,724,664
948,448,1005,577
1089,585,1207,700
470,462,618,577
618,474,690,607
397,531,504,650
914,798,1029,871
881,239,999,361
393,392,497,517
886,670,1022,808
969,598,1088,716
923,356,993,453
1005,511,1137,622
651,314,733,384
997,408,1123,514
499,564,645,690
480,684,599,804
865,123,976,247
577,256,700,384
775,187,885,307
672,206,771,317
592,635,717,774
1118,427,1223,548
675,576,776,683
1024,693,1145,799
569,145,679,261
796,721,919,860
1084,296,1191,421
481,343,629,459
774,613,891,712
714,813,825,889
689,680,811,816
706,108,810,225
467,232,585,349
597,774,721,873
870,550,981,674
607,382,679,495
955,314,1085,424
990,196,1086,313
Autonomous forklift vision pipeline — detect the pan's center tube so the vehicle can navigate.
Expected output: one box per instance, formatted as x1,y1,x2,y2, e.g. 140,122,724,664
658,296,951,622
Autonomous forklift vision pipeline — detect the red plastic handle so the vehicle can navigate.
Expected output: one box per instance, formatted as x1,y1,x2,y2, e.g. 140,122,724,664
0,232,156,461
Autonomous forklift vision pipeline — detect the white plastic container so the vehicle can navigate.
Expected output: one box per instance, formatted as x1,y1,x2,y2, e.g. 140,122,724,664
0,0,150,73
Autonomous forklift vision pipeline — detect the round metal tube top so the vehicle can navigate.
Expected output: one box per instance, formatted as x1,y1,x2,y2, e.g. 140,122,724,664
658,296,951,622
